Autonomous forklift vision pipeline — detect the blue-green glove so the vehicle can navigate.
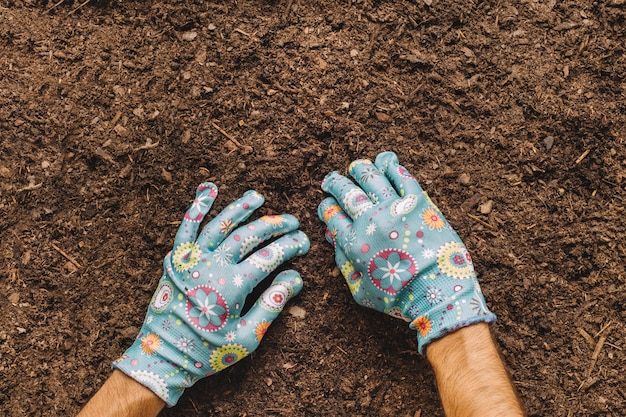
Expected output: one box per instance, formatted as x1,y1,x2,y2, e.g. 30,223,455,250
114,183,310,406
318,152,495,354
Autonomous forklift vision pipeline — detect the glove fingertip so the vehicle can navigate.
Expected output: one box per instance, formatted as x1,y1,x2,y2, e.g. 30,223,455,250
321,171,340,191
347,158,373,176
250,271,303,322
195,183,219,205
292,230,310,255
243,189,264,201
318,197,341,223
281,213,300,229
197,181,218,192
374,151,400,171
276,269,304,297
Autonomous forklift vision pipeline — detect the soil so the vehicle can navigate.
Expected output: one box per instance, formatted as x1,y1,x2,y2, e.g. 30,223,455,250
1,0,626,415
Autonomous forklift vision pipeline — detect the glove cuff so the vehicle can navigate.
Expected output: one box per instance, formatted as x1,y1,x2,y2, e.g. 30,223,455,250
112,329,204,407
409,287,496,355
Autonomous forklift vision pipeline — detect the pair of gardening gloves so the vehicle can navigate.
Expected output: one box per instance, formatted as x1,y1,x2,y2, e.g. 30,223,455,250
113,151,496,406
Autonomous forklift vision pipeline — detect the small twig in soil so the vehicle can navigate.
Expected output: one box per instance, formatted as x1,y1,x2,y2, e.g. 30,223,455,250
16,183,43,192
282,0,295,21
189,398,199,414
46,0,66,13
602,177,618,186
585,333,609,379
133,140,160,151
578,375,600,392
94,258,116,269
51,243,82,269
233,28,253,38
575,149,590,164
110,110,122,127
604,342,622,351
336,345,348,355
69,0,91,14
467,213,495,229
578,328,596,347
594,321,612,338
210,121,252,153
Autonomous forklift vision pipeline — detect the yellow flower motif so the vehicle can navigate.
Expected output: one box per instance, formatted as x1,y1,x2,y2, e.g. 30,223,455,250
422,208,445,229
260,215,284,227
412,316,432,337
341,261,362,295
172,242,201,272
323,205,342,222
348,159,372,174
141,333,161,355
255,321,271,342
210,344,248,372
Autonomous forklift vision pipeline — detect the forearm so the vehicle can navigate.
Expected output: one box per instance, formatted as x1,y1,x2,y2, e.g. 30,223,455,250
77,370,165,417
426,323,525,417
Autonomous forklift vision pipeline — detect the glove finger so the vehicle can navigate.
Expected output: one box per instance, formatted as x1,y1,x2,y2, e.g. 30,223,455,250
239,230,310,295
321,171,374,220
374,151,424,197
333,244,364,297
173,182,219,249
237,270,304,347
317,197,354,251
220,214,301,264
348,159,398,203
196,190,264,251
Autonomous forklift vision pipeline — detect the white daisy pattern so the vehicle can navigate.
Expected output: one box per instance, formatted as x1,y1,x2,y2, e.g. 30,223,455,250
233,274,244,288
191,194,213,214
174,335,195,354
343,229,357,252
213,245,233,266
366,223,377,236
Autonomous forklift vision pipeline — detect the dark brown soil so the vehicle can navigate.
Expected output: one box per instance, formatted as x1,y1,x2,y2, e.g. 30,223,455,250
1,0,625,416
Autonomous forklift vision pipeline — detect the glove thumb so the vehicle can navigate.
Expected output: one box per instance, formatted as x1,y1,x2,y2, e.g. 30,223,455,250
239,270,303,344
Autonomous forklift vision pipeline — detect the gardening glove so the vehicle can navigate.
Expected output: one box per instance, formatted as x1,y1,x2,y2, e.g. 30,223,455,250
318,151,496,354
114,183,310,406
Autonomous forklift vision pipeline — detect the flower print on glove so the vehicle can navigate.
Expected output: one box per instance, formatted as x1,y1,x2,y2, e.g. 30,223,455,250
318,151,495,355
114,183,310,406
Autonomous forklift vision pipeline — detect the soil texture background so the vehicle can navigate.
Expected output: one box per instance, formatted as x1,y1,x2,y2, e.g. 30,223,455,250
1,0,626,416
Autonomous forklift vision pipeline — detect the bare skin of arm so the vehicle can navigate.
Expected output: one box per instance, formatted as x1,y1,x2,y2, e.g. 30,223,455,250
426,322,526,417
77,370,165,417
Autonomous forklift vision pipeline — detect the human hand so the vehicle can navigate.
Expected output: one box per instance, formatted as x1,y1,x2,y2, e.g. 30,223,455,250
318,151,495,354
113,183,310,406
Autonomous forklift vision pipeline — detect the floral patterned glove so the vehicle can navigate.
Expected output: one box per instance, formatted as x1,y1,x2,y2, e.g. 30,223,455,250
318,152,495,354
113,183,310,406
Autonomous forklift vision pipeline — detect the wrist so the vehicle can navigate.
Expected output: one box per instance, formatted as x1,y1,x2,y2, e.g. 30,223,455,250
78,370,165,417
426,323,525,417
